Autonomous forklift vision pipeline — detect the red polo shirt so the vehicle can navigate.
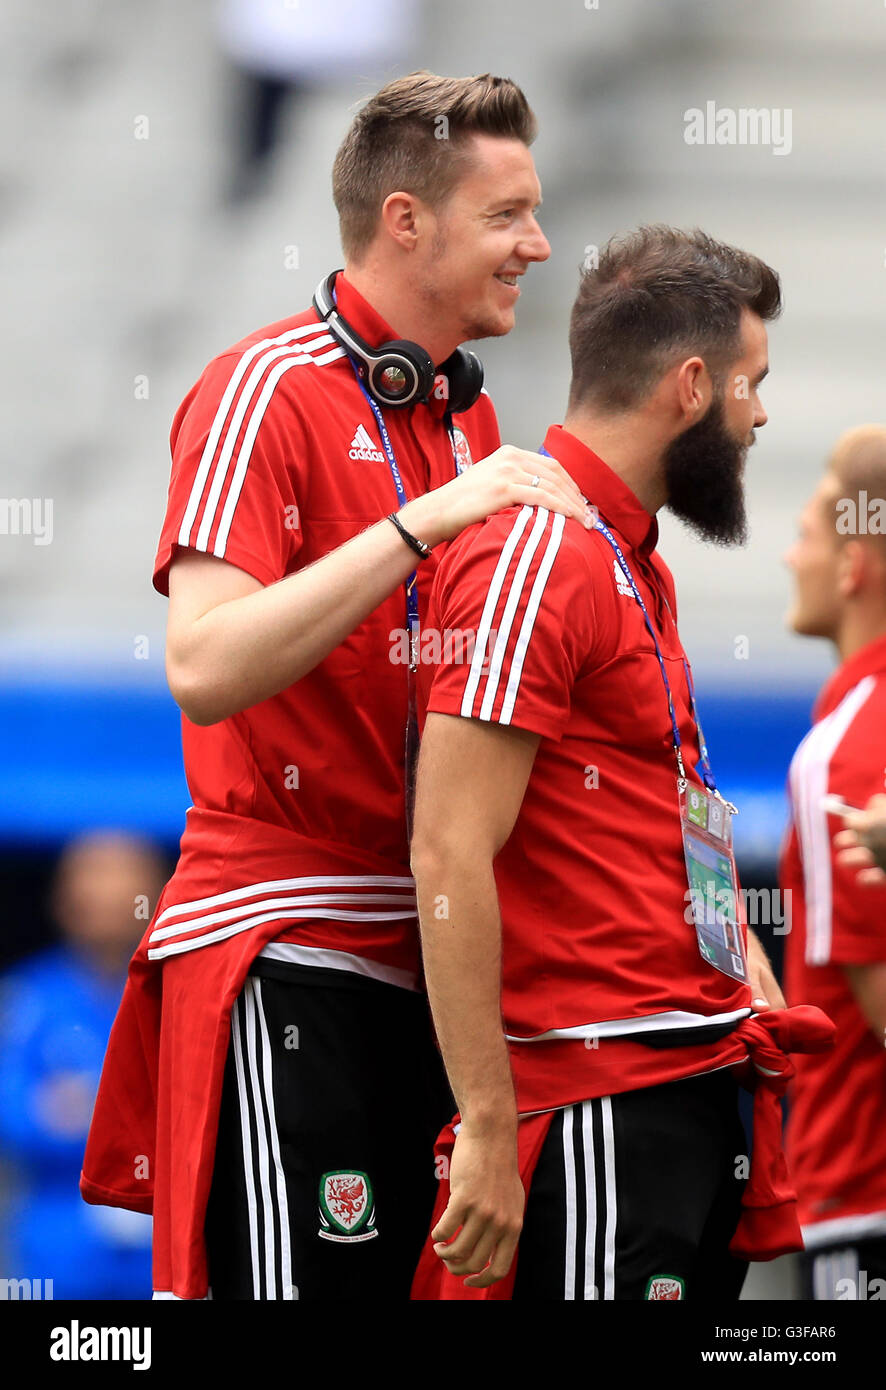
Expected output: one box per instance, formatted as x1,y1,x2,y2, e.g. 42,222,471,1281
420,423,753,1112
781,634,886,1244
150,274,500,982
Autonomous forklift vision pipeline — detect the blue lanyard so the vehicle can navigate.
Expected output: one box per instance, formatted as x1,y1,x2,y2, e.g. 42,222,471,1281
349,359,461,669
350,365,421,667
538,446,717,793
348,359,460,838
593,517,716,792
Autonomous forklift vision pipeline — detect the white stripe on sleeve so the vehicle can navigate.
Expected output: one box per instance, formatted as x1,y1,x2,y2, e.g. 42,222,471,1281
789,677,875,963
178,321,329,549
460,506,533,718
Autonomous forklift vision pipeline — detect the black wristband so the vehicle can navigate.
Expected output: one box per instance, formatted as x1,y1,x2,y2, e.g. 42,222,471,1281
386,512,432,561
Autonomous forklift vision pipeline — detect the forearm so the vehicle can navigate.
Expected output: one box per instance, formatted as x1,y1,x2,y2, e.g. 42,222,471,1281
408,712,541,1285
169,493,444,725
414,845,517,1134
167,445,590,724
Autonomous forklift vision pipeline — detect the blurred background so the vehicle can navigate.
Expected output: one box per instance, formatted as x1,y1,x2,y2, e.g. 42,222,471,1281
2,0,884,1298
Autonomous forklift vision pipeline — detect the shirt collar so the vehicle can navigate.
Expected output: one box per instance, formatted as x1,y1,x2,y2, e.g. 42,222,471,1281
814,632,886,721
330,272,451,420
542,424,659,557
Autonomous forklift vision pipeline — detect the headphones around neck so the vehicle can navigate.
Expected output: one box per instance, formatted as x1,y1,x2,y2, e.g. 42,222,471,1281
312,270,484,414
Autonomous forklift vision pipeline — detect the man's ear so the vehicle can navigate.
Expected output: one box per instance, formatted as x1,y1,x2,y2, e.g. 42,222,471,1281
674,356,711,425
379,191,422,252
837,538,866,599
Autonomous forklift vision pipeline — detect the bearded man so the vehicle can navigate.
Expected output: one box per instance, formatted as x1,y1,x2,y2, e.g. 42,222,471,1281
410,226,833,1301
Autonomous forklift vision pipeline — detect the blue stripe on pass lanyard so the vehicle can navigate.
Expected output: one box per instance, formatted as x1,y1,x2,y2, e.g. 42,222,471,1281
348,360,427,832
351,359,463,660
350,366,418,650
348,356,466,838
538,444,718,793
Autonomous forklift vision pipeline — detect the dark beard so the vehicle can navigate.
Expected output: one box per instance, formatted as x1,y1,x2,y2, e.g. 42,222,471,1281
664,394,749,546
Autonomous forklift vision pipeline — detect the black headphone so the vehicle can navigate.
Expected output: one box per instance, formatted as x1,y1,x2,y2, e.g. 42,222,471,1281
312,270,484,414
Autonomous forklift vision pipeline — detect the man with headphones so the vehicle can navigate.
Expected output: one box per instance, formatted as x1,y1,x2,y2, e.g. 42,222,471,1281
80,71,589,1301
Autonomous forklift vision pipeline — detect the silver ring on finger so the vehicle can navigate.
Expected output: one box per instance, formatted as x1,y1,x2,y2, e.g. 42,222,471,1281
530,474,540,488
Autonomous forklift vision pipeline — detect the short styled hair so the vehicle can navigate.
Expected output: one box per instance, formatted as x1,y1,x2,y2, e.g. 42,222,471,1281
332,71,537,262
568,226,782,413
827,425,886,551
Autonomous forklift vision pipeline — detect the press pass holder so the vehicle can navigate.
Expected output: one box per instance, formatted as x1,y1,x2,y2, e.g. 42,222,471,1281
681,783,748,984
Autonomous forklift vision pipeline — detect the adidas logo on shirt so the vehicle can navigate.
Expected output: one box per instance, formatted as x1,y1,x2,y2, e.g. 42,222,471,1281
613,559,634,598
348,424,385,462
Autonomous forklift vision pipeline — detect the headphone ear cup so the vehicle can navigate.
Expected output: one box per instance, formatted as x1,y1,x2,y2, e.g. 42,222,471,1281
312,272,486,412
441,349,485,415
368,341,435,407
